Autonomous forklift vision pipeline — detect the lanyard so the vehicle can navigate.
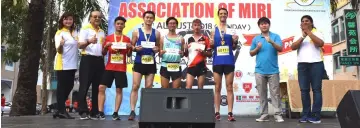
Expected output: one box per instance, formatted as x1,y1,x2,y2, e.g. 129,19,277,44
114,34,123,43
142,28,152,43
218,27,226,45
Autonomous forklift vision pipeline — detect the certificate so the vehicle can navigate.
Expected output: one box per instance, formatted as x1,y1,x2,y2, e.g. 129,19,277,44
141,41,156,48
111,42,127,49
226,29,236,35
165,48,180,55
190,42,205,50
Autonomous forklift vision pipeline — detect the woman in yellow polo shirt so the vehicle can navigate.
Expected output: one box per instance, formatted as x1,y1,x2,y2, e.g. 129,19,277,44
53,12,78,119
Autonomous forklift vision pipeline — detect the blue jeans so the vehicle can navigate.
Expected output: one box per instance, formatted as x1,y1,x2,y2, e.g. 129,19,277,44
297,62,324,118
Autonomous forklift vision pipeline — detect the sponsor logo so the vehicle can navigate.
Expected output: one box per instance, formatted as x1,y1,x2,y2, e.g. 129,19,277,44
294,0,315,6
236,95,260,102
234,70,243,79
285,0,325,12
242,83,252,93
247,72,255,77
220,95,228,106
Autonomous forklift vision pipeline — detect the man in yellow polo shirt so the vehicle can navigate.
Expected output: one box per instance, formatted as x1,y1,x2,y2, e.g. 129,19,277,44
78,10,106,120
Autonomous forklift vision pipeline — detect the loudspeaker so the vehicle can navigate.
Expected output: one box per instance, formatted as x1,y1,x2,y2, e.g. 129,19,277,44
336,90,360,128
139,88,215,128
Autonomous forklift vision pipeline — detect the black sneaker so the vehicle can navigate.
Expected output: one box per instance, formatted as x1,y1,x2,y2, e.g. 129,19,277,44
89,114,98,120
98,112,106,120
112,112,120,120
128,111,136,121
80,113,90,120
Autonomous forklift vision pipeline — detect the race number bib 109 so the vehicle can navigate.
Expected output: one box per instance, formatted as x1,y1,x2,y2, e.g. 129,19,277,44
217,46,230,56
110,54,124,64
141,55,154,64
167,63,180,72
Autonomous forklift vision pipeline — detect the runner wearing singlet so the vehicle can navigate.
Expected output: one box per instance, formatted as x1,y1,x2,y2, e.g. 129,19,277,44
211,8,247,122
159,17,185,88
97,16,132,120
128,11,160,120
184,19,212,89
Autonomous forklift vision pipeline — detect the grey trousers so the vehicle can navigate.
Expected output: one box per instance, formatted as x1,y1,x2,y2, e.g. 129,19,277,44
255,73,282,116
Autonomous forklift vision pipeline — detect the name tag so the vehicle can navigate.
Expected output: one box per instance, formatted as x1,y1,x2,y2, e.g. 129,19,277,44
141,55,154,64
217,46,230,56
167,63,180,72
225,29,236,35
110,54,124,64
111,42,127,49
190,42,205,51
141,41,155,48
165,48,180,55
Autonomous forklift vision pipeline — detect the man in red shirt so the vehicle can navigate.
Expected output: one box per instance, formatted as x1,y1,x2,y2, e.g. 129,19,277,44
1,94,5,116
96,16,132,120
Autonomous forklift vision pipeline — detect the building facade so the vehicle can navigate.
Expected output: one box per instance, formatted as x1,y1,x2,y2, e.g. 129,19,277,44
1,46,20,101
331,1,360,80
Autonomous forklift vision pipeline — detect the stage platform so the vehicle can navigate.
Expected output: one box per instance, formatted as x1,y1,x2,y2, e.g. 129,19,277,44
1,114,340,128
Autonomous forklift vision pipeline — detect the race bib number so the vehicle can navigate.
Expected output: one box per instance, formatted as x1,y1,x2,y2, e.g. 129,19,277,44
217,46,230,56
141,41,156,48
141,55,154,64
167,63,180,72
111,42,127,49
110,54,124,64
165,48,180,55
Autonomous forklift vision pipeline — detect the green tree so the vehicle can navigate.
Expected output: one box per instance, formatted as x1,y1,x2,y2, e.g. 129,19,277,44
40,0,58,115
1,0,27,62
62,0,108,32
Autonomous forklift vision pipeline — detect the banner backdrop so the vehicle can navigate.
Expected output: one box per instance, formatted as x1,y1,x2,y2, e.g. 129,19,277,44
104,0,334,115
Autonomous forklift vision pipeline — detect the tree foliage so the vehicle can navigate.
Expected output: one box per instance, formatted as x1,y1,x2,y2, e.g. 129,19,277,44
62,0,108,32
1,0,28,62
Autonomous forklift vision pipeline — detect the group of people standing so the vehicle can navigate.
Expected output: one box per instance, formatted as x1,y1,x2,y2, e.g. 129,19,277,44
52,8,325,124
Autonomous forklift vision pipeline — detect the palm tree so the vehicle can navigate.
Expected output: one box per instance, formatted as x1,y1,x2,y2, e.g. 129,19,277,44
9,0,46,116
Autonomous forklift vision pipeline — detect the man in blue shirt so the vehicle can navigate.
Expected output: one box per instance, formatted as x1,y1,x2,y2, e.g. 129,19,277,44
250,17,284,123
